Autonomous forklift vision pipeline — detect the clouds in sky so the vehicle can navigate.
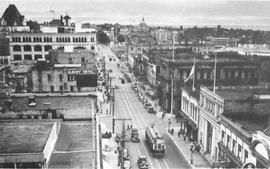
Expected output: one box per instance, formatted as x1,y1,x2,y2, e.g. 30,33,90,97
1,0,270,29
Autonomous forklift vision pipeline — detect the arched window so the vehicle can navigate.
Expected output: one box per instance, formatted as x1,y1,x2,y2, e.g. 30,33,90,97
24,45,31,51
34,45,42,51
84,37,87,42
68,37,70,42
91,46,95,50
13,45,21,51
23,37,26,42
39,37,42,42
50,37,52,42
73,37,75,42
45,45,52,51
65,37,68,42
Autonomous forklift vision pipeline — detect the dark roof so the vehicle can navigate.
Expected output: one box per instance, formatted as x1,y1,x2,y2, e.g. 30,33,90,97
0,4,24,26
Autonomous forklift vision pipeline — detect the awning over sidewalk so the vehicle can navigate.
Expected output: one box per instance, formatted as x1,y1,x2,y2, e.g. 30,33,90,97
180,110,198,129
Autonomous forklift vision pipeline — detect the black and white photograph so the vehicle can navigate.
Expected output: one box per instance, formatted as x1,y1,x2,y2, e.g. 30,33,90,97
0,0,269,168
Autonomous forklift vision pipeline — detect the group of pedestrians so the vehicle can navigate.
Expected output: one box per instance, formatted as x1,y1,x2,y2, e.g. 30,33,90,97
126,124,133,131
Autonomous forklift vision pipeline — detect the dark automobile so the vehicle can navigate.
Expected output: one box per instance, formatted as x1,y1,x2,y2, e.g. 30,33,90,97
131,128,140,142
137,156,149,169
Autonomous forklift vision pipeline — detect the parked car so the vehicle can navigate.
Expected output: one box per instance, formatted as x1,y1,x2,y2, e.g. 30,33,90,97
131,128,140,142
137,156,149,169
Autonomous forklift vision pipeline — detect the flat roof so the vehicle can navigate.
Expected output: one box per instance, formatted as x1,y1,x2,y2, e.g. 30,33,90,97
10,95,97,119
0,122,54,154
217,87,270,134
49,121,96,168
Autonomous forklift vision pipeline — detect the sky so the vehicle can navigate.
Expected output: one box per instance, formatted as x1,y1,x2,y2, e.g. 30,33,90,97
1,0,270,30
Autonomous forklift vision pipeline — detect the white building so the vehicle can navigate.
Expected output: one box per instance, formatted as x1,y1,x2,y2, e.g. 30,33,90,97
198,86,224,163
9,32,96,61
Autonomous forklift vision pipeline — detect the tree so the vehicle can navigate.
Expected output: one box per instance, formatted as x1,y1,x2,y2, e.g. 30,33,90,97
117,34,125,43
96,31,110,45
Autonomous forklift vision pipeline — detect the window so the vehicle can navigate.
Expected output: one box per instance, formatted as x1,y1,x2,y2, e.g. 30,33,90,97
13,45,21,51
244,150,248,162
68,58,73,64
59,85,63,91
34,45,42,51
238,144,242,159
34,55,42,60
48,74,51,81
70,86,74,92
59,74,63,82
227,135,231,148
50,86,54,92
232,140,236,154
14,55,22,61
91,46,95,50
81,57,85,63
68,75,75,81
221,131,225,143
24,55,32,60
24,45,31,51
45,45,52,51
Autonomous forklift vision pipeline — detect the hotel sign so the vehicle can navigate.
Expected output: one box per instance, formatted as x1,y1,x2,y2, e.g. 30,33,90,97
67,70,96,75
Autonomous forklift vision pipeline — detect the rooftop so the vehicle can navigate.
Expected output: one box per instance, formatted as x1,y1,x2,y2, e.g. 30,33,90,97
12,64,33,74
8,94,97,119
0,121,54,154
216,87,270,134
49,121,96,168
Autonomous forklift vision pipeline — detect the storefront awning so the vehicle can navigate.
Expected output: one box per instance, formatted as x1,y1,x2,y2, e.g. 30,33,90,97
180,110,197,129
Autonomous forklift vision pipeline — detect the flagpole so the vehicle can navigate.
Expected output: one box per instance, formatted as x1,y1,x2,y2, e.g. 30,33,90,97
213,51,217,93
170,33,174,121
192,57,195,91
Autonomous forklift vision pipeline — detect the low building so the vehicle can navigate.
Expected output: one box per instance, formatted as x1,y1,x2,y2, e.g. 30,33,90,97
0,121,61,168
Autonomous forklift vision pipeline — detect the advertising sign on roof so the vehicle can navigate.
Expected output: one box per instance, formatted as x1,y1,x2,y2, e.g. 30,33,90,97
67,70,96,75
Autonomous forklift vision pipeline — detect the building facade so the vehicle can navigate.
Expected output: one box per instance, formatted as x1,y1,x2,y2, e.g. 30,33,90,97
9,32,96,61
198,87,224,163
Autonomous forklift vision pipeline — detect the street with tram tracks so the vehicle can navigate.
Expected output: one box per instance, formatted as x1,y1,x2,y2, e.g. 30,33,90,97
103,45,190,169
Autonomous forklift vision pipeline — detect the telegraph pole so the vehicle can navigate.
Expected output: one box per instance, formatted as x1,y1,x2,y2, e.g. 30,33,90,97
169,33,175,132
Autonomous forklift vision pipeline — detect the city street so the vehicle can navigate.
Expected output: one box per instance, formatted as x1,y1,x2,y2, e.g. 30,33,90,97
103,45,190,169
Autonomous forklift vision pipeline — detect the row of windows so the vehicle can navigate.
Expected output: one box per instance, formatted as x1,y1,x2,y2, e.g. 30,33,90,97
182,96,199,122
200,94,222,116
48,74,76,82
13,45,52,52
12,36,95,43
12,36,53,42
14,54,42,61
221,130,249,163
50,85,74,92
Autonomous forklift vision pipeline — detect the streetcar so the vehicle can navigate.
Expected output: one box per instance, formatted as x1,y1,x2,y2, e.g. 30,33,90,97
145,125,166,157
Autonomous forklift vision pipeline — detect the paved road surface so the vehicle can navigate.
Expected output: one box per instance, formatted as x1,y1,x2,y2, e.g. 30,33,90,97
102,45,190,169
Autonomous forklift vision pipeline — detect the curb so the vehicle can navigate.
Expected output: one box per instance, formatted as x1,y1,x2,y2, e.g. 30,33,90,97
167,133,196,169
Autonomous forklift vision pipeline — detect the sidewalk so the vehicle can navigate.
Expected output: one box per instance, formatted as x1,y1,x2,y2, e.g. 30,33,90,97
166,117,211,169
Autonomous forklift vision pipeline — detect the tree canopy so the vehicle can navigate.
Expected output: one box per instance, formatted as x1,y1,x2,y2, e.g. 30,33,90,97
96,31,110,45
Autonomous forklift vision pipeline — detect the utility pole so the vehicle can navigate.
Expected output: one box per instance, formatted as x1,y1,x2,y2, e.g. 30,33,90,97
169,33,175,132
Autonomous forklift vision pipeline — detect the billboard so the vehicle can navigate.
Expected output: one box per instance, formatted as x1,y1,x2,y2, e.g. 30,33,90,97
67,69,97,87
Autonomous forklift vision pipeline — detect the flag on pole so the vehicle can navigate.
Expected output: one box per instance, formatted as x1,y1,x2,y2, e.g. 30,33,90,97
184,65,195,82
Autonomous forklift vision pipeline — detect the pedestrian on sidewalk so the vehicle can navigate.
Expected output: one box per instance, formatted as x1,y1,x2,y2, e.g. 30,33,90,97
178,130,181,138
127,125,130,131
130,124,132,129
162,112,165,119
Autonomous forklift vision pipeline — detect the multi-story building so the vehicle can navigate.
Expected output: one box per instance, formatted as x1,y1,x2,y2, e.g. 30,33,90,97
199,86,224,164
181,86,200,142
32,61,97,93
159,51,258,113
0,4,30,33
9,32,96,61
